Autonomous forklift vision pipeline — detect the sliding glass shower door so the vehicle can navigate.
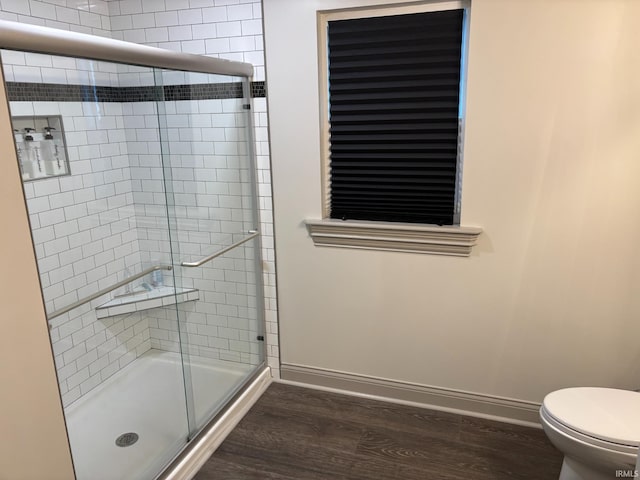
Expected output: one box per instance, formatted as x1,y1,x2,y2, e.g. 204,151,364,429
154,68,265,435
1,46,265,480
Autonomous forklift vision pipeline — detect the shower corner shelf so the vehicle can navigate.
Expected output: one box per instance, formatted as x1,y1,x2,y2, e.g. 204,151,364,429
95,286,199,319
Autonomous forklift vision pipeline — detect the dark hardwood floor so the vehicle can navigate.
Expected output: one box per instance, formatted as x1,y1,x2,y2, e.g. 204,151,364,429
194,383,563,480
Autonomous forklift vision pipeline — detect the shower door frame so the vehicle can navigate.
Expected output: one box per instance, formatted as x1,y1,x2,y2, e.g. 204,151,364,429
0,18,270,479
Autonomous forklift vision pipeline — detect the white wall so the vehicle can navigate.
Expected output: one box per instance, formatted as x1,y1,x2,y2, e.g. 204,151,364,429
264,0,640,406
0,63,74,480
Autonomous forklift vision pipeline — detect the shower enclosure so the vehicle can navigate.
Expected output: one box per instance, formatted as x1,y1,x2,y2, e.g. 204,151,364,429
0,21,267,480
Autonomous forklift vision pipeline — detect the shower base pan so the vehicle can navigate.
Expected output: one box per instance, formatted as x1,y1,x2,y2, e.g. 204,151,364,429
64,349,253,480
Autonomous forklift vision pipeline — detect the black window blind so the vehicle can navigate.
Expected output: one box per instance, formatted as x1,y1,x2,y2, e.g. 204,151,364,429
327,9,464,225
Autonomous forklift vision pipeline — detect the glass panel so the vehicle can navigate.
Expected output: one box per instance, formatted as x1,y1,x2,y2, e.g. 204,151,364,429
154,69,265,434
0,50,190,479
178,237,263,429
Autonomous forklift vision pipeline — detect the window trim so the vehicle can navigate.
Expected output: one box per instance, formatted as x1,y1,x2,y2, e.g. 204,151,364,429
313,1,481,255
305,219,482,257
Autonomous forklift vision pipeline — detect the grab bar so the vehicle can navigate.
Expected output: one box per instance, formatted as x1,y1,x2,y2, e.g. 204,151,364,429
47,264,173,321
181,231,259,268
47,231,259,320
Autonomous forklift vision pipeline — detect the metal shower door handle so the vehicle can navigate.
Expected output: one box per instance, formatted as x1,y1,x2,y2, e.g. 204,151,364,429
180,231,260,268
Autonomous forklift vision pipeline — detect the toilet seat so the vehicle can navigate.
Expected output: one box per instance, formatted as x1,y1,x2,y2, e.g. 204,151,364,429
541,406,638,455
541,387,640,453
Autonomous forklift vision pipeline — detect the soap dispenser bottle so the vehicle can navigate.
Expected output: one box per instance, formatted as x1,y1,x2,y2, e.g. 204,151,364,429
150,258,163,287
22,128,40,179
42,126,61,176
14,129,26,178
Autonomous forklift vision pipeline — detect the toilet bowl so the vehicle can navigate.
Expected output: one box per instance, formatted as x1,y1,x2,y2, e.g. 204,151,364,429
540,387,640,480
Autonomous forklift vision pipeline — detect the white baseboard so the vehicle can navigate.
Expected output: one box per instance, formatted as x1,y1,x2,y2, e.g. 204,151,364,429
279,363,542,428
161,366,272,480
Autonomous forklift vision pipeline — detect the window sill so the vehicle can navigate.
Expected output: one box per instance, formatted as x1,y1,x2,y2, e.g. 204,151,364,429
304,219,482,257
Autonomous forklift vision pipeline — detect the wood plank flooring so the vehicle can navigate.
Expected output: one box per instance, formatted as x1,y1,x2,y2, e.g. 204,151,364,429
194,383,563,480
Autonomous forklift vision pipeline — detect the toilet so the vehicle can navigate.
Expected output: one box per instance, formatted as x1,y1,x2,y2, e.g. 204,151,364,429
540,387,640,480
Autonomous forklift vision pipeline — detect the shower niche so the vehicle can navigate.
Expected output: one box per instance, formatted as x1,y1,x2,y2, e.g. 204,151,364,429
12,115,70,181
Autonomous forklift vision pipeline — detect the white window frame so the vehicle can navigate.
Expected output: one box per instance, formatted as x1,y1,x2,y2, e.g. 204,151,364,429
307,0,482,256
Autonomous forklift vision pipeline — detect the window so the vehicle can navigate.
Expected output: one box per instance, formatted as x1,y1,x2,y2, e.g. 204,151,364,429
307,2,481,256
327,7,464,225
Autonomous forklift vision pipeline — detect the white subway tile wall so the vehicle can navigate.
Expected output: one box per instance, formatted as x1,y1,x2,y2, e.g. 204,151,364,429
109,1,276,375
18,95,149,407
126,90,262,366
149,246,261,366
0,0,112,36
0,0,279,407
11,80,264,406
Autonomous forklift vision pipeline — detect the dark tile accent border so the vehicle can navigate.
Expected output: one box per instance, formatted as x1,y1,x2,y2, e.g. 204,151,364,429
251,81,266,99
6,80,266,102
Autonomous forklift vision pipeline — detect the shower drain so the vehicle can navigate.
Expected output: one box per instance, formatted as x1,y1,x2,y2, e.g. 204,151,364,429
115,432,139,447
